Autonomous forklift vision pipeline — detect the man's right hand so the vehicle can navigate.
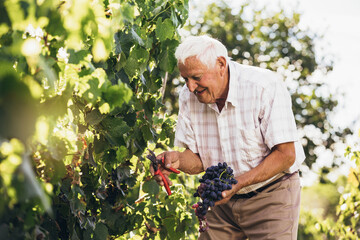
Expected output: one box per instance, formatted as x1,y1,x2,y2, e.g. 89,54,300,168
150,151,181,187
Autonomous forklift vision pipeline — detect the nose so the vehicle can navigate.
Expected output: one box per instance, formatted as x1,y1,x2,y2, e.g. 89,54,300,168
186,79,198,93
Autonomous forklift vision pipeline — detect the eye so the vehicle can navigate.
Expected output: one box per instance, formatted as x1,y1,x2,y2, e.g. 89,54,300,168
193,76,201,81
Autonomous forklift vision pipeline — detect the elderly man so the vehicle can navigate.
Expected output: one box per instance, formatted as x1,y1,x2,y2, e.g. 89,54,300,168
154,35,305,240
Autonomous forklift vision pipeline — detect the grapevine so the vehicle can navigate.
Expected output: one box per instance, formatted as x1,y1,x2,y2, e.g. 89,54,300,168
0,0,194,239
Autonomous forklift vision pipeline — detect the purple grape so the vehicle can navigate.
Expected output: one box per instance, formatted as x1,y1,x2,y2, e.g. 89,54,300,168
192,162,238,232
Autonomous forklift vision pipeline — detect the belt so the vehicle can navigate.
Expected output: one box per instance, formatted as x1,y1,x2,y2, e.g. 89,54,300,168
231,171,298,199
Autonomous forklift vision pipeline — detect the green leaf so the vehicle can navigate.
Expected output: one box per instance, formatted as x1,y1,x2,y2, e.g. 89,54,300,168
94,223,108,240
68,49,89,64
0,0,191,238
44,157,66,184
170,8,180,28
144,97,156,119
0,1,11,26
94,134,109,154
142,180,160,195
103,83,132,111
123,111,136,127
120,3,135,23
46,16,66,37
116,146,128,163
102,149,116,164
4,0,25,29
101,116,130,138
99,102,110,114
48,136,68,161
115,31,133,56
163,217,183,240
141,124,153,142
124,46,149,78
155,18,175,42
85,109,104,126
130,27,144,46
159,39,179,72
81,77,102,105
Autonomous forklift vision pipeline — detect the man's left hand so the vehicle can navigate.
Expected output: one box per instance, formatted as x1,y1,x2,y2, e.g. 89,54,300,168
215,184,239,205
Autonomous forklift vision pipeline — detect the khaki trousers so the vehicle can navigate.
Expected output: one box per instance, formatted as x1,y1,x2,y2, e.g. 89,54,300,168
199,172,301,240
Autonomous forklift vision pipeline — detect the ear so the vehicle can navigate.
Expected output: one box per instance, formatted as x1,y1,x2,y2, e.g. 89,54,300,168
216,56,227,76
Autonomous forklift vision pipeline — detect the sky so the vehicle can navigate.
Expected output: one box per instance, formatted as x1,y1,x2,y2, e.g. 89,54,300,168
188,0,360,184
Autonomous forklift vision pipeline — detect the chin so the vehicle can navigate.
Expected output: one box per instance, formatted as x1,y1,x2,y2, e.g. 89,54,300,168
197,97,212,104
196,97,206,103
195,92,213,104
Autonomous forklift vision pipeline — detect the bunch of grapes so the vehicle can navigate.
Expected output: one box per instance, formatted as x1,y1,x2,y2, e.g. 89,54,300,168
192,162,238,232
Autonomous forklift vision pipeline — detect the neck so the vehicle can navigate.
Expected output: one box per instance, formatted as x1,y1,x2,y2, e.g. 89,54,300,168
216,66,230,112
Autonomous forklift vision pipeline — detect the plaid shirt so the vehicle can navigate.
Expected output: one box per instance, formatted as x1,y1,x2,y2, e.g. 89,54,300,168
174,61,305,194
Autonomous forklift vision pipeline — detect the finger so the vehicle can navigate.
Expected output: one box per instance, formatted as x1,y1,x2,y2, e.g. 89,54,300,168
162,152,172,168
215,190,233,205
222,189,233,199
154,173,173,187
153,175,164,186
156,152,165,161
163,174,173,186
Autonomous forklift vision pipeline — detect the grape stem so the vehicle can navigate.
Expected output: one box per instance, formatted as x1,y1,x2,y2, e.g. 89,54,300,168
219,170,226,180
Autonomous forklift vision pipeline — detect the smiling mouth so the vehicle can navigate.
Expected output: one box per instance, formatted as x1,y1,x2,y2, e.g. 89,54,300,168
195,89,206,95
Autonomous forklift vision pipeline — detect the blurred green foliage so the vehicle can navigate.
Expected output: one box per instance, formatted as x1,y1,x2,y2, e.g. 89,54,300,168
0,0,199,239
319,140,360,239
296,134,360,240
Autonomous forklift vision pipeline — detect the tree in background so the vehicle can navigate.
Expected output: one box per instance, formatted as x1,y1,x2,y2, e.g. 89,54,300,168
164,1,352,172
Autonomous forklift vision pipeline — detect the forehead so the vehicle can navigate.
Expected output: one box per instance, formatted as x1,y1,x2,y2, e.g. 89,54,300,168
178,56,207,75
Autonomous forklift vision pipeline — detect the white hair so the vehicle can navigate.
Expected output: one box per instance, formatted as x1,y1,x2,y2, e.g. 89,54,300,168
175,35,230,69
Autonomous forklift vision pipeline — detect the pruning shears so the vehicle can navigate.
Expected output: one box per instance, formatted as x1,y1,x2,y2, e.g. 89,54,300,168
147,149,180,195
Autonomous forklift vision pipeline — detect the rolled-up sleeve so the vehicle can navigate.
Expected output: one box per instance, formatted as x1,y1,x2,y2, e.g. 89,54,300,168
259,76,299,150
174,86,199,154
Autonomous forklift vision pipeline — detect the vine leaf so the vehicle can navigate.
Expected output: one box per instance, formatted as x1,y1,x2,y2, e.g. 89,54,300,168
124,46,149,78
159,39,179,72
85,109,103,126
142,179,160,195
103,83,132,111
155,18,175,42
94,223,108,240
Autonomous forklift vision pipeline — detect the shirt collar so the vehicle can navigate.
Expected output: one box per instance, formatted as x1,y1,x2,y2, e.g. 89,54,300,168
207,61,238,112
225,61,238,108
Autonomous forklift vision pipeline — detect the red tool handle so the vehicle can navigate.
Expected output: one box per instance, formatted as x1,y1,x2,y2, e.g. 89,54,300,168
155,169,172,195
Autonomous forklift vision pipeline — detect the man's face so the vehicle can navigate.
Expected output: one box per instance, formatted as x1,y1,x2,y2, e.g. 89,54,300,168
178,56,228,104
